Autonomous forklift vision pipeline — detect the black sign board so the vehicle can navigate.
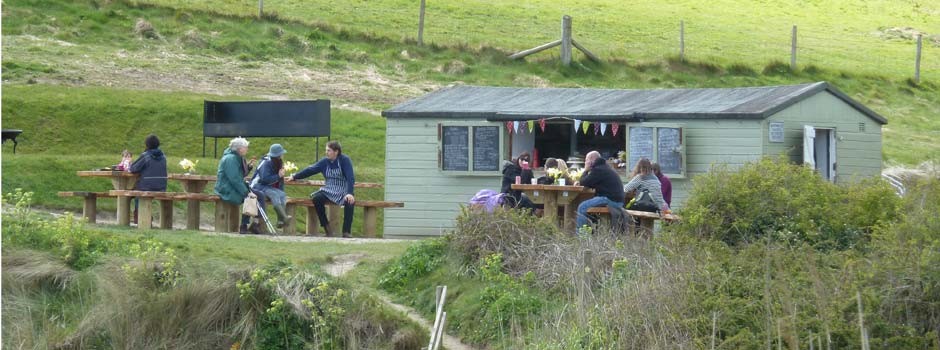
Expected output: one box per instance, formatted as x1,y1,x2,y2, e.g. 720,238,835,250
472,126,500,171
628,126,654,167
657,127,682,174
442,126,469,171
204,100,330,137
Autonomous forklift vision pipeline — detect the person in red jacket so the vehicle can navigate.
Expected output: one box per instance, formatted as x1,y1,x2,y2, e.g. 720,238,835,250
652,163,672,207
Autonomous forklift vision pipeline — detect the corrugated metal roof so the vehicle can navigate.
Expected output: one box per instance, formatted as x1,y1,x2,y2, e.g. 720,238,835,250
382,81,887,124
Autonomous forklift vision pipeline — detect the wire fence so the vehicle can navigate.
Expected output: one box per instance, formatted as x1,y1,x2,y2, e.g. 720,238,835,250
153,0,939,82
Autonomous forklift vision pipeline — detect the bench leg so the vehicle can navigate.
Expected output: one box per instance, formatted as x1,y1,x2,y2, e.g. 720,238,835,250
363,207,377,238
215,203,230,233
229,204,241,232
159,200,174,229
83,195,97,224
186,199,200,230
306,206,318,235
138,198,153,230
284,203,297,234
328,204,340,234
116,197,131,226
638,218,654,239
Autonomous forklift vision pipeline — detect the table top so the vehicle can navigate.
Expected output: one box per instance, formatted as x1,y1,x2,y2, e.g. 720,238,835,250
511,184,595,193
165,173,383,188
76,170,140,178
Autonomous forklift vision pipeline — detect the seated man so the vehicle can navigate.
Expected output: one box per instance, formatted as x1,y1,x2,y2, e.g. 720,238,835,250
575,151,625,234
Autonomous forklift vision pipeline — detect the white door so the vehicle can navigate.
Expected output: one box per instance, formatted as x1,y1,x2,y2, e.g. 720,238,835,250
803,125,836,182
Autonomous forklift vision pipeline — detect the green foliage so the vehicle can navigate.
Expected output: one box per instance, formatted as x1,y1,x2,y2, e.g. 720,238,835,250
450,206,564,265
122,239,182,288
378,238,447,292
674,157,902,249
474,253,543,344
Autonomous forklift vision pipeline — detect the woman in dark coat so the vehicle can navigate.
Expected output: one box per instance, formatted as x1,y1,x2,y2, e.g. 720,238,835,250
130,134,167,223
500,151,535,210
287,141,356,238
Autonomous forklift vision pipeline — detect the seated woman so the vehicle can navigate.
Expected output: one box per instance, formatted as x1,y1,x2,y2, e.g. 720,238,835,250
129,134,167,224
250,144,292,229
214,137,257,234
623,158,670,213
500,151,535,210
287,141,356,238
537,158,572,185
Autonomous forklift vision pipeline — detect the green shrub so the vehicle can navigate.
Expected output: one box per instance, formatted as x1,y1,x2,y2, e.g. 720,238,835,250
474,253,543,344
378,238,447,292
674,157,901,249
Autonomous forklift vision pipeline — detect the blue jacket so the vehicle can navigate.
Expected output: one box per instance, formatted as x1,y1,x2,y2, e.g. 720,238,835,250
250,156,284,192
130,148,167,191
293,154,355,195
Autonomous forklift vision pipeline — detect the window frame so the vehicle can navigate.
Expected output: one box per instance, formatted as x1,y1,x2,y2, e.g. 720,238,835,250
624,123,687,179
437,122,506,176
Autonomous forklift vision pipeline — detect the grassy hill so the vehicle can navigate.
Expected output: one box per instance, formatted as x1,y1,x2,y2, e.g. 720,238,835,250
3,0,938,168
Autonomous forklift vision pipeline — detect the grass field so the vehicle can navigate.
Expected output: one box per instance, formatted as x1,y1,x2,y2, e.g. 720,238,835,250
145,0,940,80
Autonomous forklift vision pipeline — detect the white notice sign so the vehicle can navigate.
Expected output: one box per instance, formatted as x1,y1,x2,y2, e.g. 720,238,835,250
769,122,785,143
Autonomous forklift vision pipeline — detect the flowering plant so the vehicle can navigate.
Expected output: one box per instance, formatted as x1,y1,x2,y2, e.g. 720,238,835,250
283,161,298,175
545,168,563,181
568,168,585,182
179,158,198,173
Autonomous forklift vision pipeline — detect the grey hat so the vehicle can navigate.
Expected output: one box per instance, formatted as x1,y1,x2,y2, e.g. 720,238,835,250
267,144,287,158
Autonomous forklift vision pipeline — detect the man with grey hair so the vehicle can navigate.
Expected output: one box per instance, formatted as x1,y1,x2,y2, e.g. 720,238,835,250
214,137,257,233
574,151,625,234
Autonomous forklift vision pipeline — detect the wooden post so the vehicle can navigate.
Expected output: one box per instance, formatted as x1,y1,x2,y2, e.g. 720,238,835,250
116,197,131,226
229,204,240,232
776,319,782,350
363,207,378,237
429,285,448,349
914,34,922,83
83,194,97,224
507,40,562,60
159,199,173,229
433,312,447,350
790,25,797,71
417,0,426,45
857,292,869,350
328,204,341,234
711,311,718,350
258,0,263,17
284,203,297,234
138,198,153,230
186,199,200,230
215,203,230,232
306,206,319,234
679,20,685,61
561,15,572,66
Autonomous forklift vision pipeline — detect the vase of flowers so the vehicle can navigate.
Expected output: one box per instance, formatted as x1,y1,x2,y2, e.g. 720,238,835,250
283,161,298,177
545,168,563,185
179,158,198,175
568,168,585,183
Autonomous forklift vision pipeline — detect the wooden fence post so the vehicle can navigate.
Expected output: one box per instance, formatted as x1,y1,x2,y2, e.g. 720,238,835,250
258,0,263,18
417,0,426,45
790,25,798,71
561,15,572,66
857,292,870,350
679,20,685,61
915,34,922,83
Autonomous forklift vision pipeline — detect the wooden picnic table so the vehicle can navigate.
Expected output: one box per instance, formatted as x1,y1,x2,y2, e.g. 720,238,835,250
76,171,141,225
511,184,595,230
166,173,383,192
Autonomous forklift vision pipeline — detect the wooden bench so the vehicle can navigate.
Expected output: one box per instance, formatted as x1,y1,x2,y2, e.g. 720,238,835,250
285,198,404,237
57,191,118,224
109,191,243,233
586,206,680,238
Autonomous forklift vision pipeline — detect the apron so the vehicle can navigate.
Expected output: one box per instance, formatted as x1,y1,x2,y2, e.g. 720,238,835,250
321,163,348,205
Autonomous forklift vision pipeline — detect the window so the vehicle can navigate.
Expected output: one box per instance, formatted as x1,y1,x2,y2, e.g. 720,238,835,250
531,121,626,169
438,123,504,175
625,124,686,178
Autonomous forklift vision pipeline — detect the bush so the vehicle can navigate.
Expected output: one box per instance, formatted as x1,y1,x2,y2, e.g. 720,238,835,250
674,157,901,249
378,238,447,292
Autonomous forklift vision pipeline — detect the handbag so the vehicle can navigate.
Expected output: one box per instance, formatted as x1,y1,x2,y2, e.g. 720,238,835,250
627,189,658,213
242,193,259,217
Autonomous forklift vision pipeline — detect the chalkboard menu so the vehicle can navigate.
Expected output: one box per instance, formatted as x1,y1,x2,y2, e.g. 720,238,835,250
442,126,469,171
473,126,500,171
628,127,654,167
657,127,682,174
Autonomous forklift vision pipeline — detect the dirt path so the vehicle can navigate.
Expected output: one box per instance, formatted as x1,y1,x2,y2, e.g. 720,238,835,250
323,254,477,350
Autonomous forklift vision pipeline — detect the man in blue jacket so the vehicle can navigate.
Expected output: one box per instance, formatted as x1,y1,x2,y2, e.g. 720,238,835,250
130,134,167,224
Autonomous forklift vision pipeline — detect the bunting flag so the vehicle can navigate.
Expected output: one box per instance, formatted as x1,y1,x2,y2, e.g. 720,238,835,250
612,123,620,137
527,120,535,133
574,119,582,133
582,121,590,135
600,123,608,135
539,118,547,132
513,121,521,133
506,121,514,134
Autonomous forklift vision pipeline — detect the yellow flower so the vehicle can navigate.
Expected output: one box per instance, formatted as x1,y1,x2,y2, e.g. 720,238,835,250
568,168,585,182
283,161,299,173
178,158,198,173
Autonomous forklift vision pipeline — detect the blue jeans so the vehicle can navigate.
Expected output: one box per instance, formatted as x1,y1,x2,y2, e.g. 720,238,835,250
576,196,624,234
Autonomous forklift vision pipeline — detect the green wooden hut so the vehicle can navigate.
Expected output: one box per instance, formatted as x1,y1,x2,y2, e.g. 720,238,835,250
380,82,886,239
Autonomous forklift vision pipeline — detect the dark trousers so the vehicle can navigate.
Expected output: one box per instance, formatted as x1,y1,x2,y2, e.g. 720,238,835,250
311,191,354,233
